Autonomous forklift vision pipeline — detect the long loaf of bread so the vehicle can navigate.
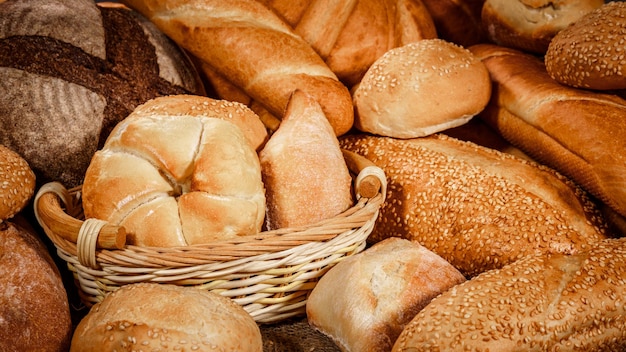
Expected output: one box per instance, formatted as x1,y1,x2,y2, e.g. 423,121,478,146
470,43,626,222
340,133,610,277
121,0,354,136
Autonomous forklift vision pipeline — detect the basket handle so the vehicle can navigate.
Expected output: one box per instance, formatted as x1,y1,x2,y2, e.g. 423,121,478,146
342,149,387,200
34,182,126,249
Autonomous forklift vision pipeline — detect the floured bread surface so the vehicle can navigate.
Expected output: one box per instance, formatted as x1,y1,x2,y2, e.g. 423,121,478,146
259,90,353,230
82,95,265,247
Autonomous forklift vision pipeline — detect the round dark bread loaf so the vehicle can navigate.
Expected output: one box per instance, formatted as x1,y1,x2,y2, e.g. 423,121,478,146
0,0,204,188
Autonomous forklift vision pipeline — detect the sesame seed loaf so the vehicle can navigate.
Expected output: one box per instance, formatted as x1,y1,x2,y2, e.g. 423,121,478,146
393,237,626,351
0,0,204,188
545,1,626,90
471,43,626,225
339,133,611,277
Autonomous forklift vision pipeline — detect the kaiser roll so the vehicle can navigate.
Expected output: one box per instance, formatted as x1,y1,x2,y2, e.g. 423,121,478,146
0,0,204,188
70,283,263,352
352,39,492,139
82,95,266,247
545,1,626,90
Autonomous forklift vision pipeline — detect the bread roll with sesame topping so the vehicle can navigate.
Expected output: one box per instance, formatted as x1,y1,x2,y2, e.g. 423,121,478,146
0,145,35,221
339,133,610,277
352,39,492,139
82,95,266,247
393,237,626,351
545,1,626,90
70,283,262,351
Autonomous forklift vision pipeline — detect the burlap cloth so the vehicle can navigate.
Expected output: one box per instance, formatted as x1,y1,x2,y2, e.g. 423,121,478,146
261,317,341,351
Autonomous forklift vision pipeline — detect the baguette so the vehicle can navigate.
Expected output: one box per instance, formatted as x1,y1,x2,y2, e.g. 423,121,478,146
340,133,610,277
121,0,354,136
471,43,626,221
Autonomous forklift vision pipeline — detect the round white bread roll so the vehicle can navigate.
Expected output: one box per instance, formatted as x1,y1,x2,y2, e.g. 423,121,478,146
70,283,263,352
481,0,603,54
82,95,266,247
306,237,466,352
352,38,491,139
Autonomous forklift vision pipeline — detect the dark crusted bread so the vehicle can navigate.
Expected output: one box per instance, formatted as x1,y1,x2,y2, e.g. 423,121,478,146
0,0,204,188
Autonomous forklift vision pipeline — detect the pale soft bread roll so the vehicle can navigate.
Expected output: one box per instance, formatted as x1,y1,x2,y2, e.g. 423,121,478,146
306,237,466,352
352,39,491,139
481,0,603,54
340,133,610,277
70,283,262,352
545,2,626,90
471,43,626,221
393,237,626,351
259,90,352,230
121,0,354,136
259,0,437,88
82,95,265,247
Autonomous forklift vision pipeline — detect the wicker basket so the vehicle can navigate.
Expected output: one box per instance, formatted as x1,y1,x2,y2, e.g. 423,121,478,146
34,150,386,324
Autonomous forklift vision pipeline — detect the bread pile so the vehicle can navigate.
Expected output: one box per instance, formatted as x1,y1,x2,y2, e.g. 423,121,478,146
4,0,626,350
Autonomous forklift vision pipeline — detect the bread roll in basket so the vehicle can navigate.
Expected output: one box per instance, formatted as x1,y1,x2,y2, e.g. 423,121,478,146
33,148,386,324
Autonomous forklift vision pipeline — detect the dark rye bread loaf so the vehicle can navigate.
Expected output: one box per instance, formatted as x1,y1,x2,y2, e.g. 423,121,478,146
0,0,204,188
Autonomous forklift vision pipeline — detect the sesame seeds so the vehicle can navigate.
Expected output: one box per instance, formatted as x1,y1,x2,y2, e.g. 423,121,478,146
545,2,626,90
340,133,607,278
0,145,36,221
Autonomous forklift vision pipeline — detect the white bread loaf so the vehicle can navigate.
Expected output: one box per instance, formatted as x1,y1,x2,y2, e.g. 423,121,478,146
481,0,603,54
0,0,204,188
471,43,626,222
82,95,266,247
340,133,610,277
259,90,353,230
71,283,262,351
393,237,626,351
545,1,626,90
306,237,466,352
352,39,492,139
121,0,354,136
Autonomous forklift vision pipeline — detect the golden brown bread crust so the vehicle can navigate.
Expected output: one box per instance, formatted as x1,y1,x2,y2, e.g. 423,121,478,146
259,0,437,88
259,90,353,230
71,283,263,352
352,38,492,138
481,0,603,54
471,43,626,220
122,0,354,136
545,1,626,90
307,238,466,352
393,237,626,351
83,95,266,247
420,0,486,47
339,133,610,277
0,221,72,352
0,145,35,221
